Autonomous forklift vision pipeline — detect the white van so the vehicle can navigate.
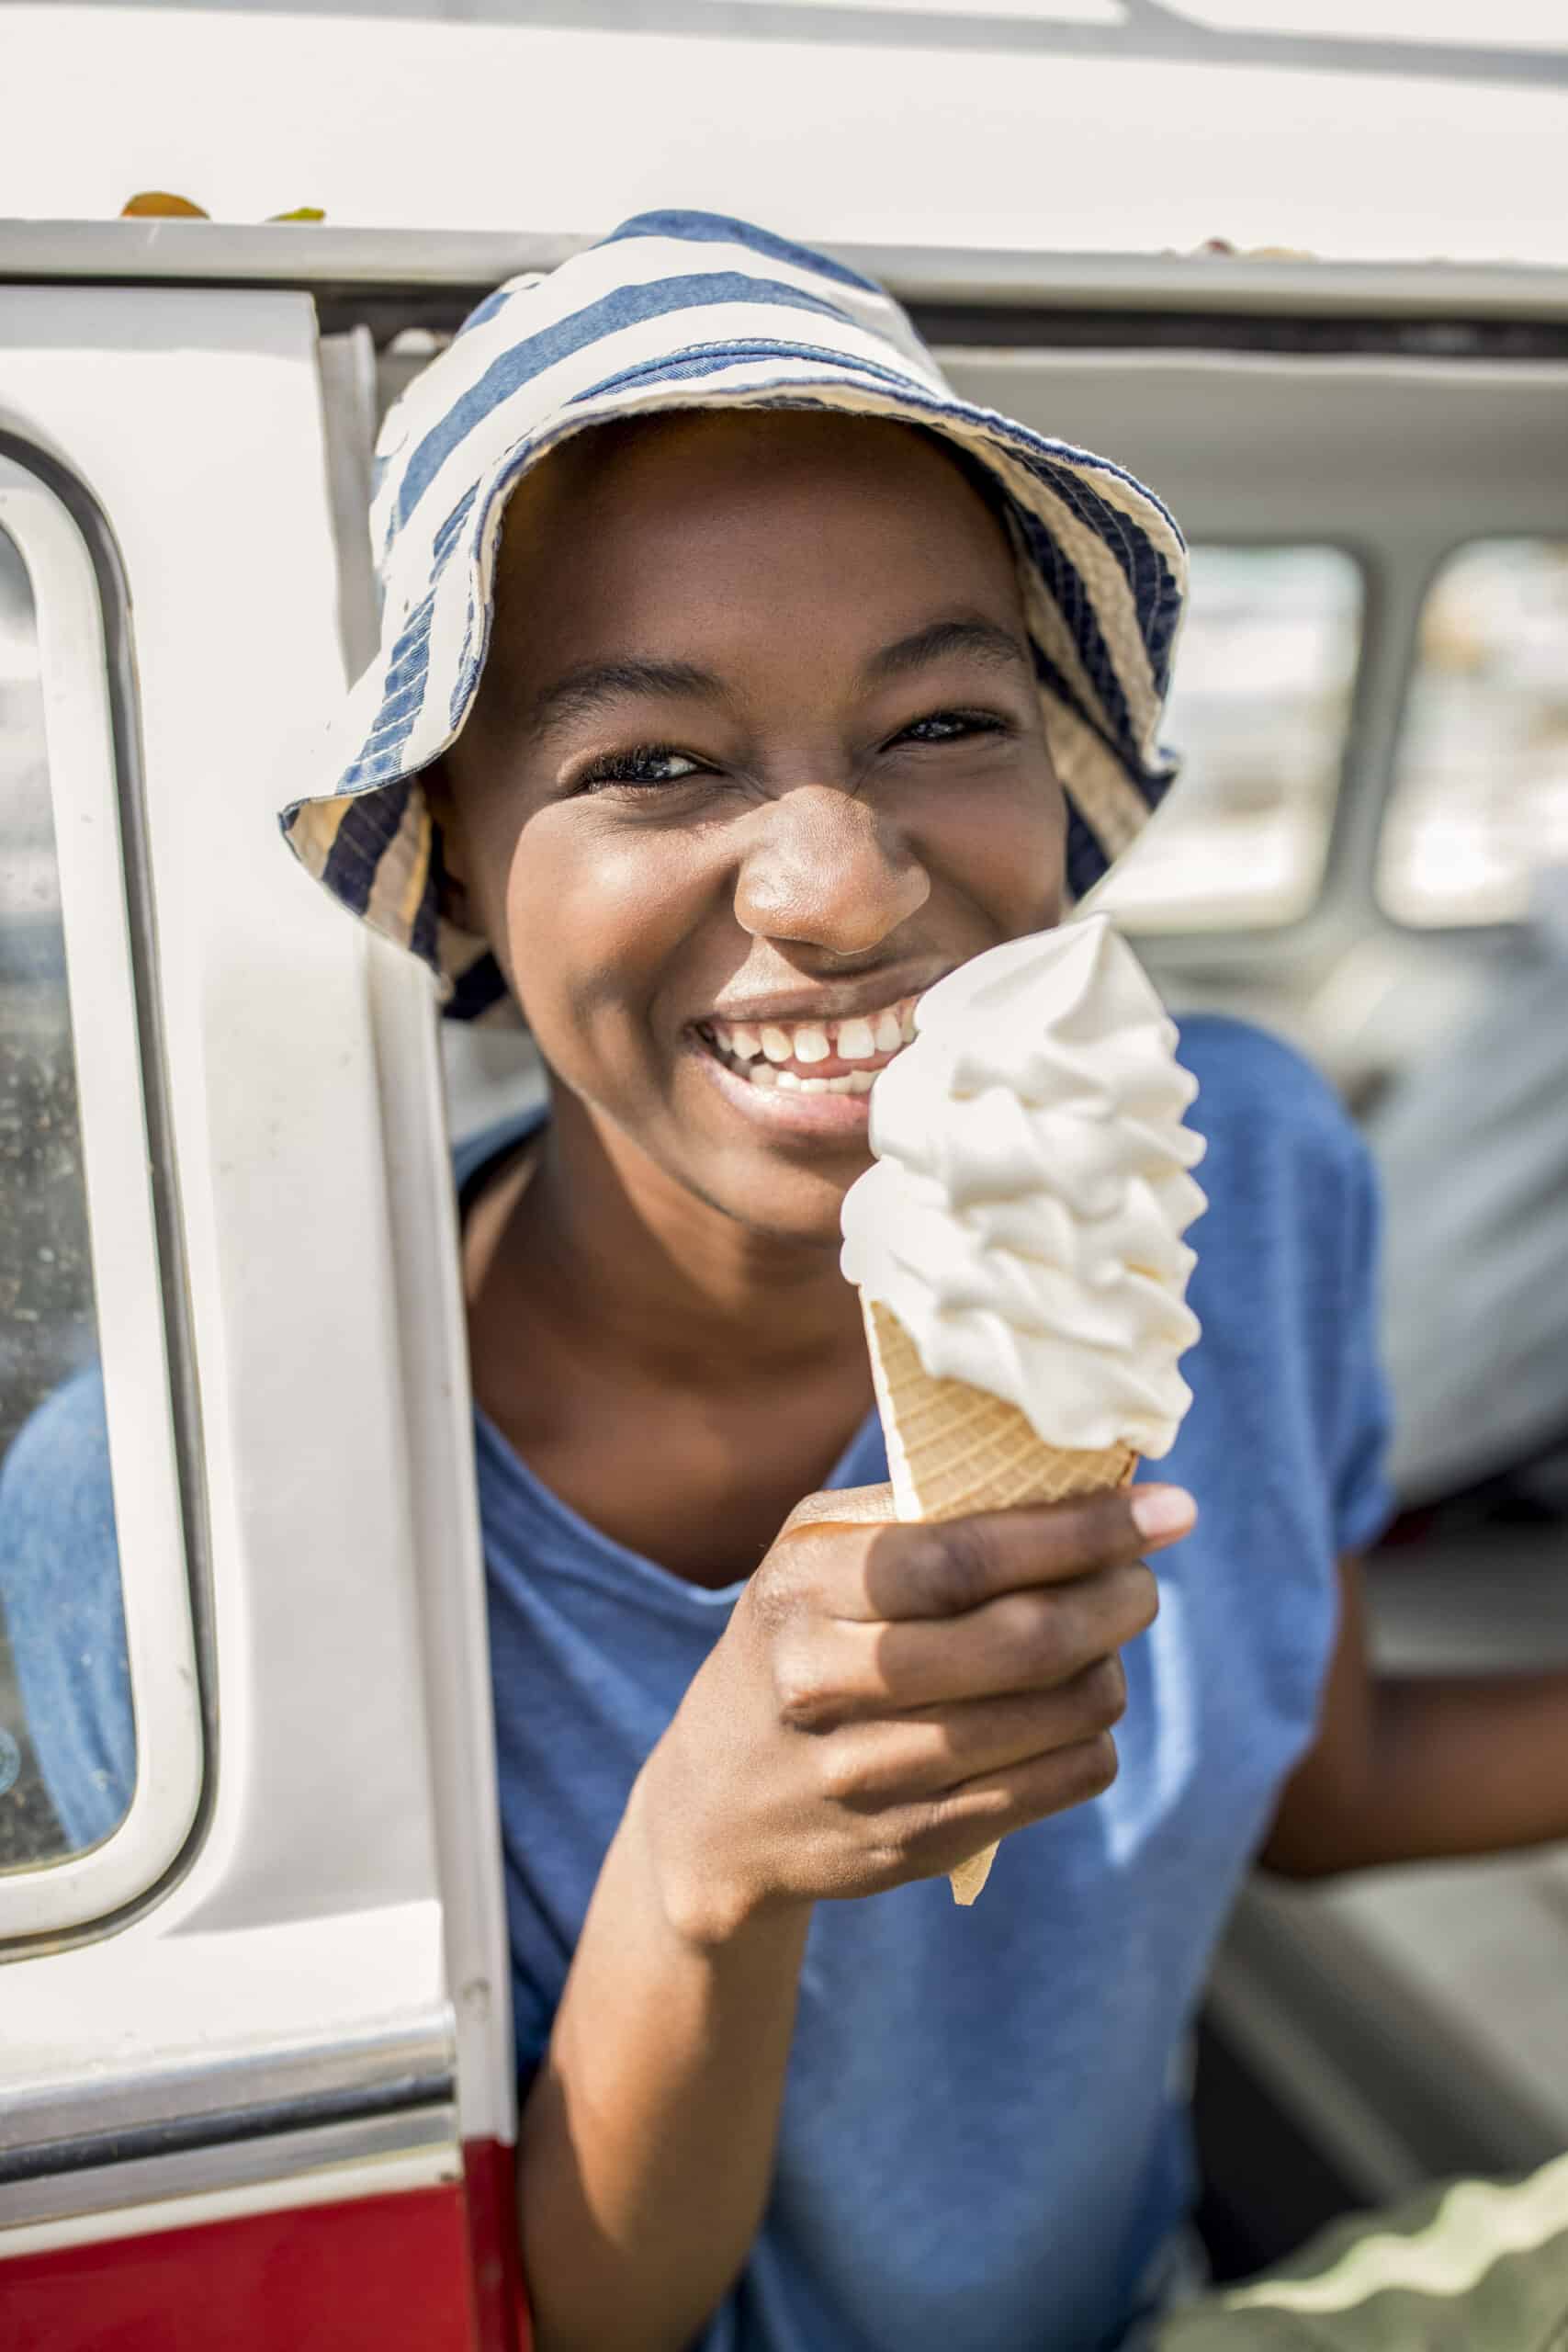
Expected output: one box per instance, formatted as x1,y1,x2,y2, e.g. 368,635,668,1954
2,7,1567,2341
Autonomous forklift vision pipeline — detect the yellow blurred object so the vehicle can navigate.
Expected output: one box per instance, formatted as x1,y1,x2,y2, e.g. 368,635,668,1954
1185,236,1316,261
120,191,209,219
118,193,324,222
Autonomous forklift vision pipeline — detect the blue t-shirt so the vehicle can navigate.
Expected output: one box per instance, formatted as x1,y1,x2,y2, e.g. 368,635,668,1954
0,1017,1391,2352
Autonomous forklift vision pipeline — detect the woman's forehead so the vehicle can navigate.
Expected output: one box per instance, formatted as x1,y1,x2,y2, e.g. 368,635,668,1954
489,409,1022,674
510,407,1009,550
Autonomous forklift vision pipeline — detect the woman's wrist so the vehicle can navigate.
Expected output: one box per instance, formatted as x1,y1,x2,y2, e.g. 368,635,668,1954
623,1748,814,1956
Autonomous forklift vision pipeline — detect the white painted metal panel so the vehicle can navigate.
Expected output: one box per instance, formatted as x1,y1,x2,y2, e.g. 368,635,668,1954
1,6,1565,265
0,288,499,2245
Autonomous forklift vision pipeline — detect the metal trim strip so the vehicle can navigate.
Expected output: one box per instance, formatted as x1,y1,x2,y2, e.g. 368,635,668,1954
0,2104,460,2235
2,2012,457,2184
2,225,1567,322
0,2075,455,2188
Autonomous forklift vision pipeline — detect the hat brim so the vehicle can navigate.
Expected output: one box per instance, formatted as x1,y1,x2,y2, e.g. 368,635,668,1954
282,364,1185,1026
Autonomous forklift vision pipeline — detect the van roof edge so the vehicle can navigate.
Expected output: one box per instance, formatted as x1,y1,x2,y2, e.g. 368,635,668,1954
4,222,1568,322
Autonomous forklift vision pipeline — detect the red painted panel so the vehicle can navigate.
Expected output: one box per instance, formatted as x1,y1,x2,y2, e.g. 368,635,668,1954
0,2179,476,2352
462,2138,532,2352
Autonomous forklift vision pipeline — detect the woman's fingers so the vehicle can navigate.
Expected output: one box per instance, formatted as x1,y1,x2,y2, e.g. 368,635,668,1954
768,1561,1158,1726
659,1482,1193,1916
915,1733,1125,1867
879,1564,1156,1710
777,1481,897,1535
773,1485,1193,1627
819,1657,1131,1807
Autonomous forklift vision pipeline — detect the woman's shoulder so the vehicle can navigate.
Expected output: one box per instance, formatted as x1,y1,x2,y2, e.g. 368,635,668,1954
1173,1013,1382,1371
1175,1009,1347,1121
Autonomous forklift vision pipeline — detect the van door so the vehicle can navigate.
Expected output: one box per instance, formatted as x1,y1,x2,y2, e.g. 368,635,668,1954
0,288,520,2348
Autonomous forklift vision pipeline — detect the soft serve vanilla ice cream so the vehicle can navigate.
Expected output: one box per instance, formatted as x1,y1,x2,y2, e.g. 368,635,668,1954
840,918,1207,1459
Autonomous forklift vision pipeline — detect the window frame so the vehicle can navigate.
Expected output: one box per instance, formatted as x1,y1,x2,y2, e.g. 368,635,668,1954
1374,530,1568,934
0,435,209,1944
1098,534,1371,939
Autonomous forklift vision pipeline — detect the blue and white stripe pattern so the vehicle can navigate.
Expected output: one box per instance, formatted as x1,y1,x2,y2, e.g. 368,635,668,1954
280,210,1188,1023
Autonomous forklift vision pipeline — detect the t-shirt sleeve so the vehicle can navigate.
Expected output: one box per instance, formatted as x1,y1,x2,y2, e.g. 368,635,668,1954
1330,1133,1396,1557
0,1366,136,1850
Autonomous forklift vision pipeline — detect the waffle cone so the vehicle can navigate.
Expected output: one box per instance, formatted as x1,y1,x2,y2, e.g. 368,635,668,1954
862,1295,1136,1906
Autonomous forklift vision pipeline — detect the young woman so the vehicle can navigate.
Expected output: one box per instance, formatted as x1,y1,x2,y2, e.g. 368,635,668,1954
11,211,1568,2352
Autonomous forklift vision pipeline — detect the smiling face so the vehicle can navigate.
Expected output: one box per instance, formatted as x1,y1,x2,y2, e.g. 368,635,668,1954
437,408,1066,1247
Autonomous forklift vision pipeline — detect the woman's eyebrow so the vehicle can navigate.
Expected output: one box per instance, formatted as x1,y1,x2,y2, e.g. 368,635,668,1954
523,619,1028,743
863,616,1032,685
525,656,728,742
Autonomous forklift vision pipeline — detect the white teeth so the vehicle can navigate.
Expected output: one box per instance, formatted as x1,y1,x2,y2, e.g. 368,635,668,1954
728,1049,875,1100
714,1000,912,1080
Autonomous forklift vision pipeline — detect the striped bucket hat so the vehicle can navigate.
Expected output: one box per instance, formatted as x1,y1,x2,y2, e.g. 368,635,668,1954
281,209,1188,1024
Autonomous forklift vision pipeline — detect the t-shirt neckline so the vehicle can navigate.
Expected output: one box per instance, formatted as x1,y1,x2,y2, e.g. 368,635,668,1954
457,1107,882,1610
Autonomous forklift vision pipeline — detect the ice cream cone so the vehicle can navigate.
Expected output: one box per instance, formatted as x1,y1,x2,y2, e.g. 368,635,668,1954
862,1295,1136,1905
841,923,1205,1905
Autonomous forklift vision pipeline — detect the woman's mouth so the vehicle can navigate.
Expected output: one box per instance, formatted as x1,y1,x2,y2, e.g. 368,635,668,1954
694,996,919,1097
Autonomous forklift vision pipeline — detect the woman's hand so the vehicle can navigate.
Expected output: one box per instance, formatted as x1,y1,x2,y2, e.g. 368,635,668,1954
635,1481,1193,1943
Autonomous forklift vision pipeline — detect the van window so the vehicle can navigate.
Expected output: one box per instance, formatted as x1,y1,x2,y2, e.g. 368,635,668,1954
1097,545,1363,931
1378,539,1568,928
0,521,135,1872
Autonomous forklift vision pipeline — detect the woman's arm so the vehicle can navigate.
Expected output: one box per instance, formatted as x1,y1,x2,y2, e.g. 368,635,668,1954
513,1479,1182,2352
517,1778,812,2352
1262,1551,1568,1878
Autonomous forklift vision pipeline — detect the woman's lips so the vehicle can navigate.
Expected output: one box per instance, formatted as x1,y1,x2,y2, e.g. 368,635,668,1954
691,1039,881,1132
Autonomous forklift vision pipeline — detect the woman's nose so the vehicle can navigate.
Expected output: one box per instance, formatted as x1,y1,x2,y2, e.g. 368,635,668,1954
732,785,931,954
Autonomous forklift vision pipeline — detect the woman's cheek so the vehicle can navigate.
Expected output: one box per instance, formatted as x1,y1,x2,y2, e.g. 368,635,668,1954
502,827,697,1102
926,772,1065,932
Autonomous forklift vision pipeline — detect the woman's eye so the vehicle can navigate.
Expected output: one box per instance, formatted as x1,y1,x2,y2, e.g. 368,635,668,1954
895,709,1008,748
575,745,706,793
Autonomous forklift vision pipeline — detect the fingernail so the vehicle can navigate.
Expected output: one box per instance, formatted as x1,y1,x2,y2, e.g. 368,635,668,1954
1131,1487,1197,1542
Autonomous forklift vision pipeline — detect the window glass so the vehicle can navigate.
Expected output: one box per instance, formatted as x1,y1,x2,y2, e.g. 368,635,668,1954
1378,539,1568,928
1097,544,1363,931
0,522,133,1871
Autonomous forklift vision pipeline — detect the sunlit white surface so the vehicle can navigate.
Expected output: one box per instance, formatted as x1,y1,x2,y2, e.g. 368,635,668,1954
1381,539,1568,925
733,0,1124,15
0,288,471,2235
1099,546,1362,930
1183,0,1566,46
1,7,1565,263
